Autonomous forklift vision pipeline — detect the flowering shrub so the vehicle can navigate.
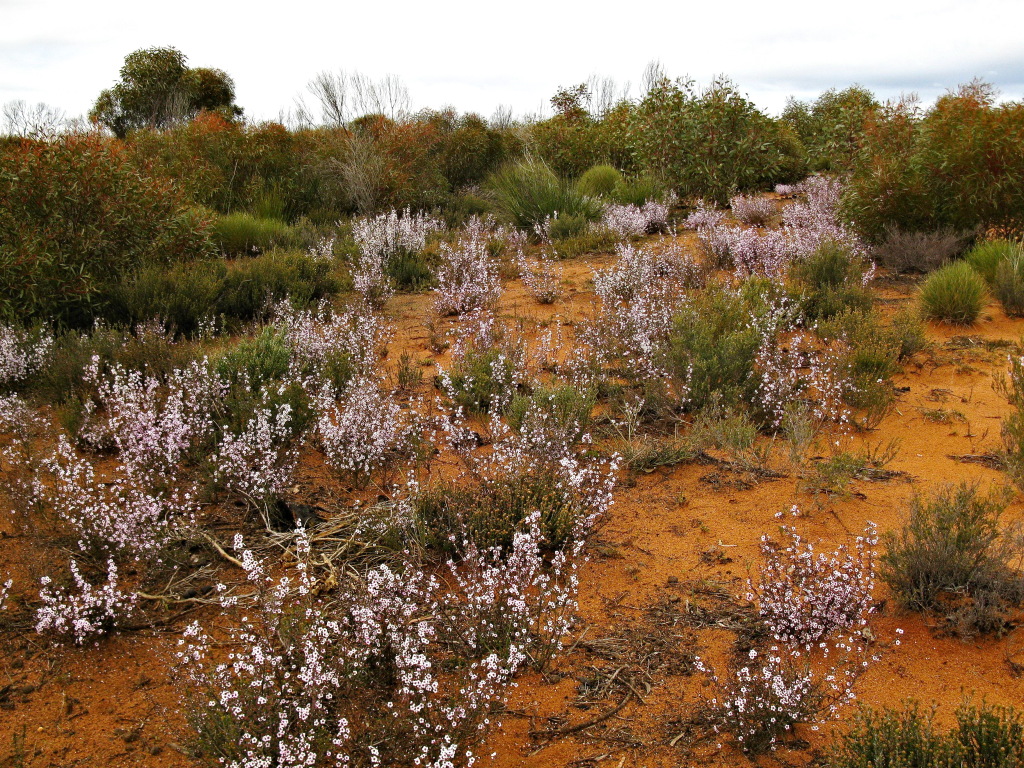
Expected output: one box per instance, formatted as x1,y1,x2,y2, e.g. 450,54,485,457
351,207,443,306
683,199,726,230
433,227,503,316
179,530,531,768
696,649,824,753
81,356,224,480
754,332,852,428
730,194,777,226
275,300,385,393
43,436,194,559
316,377,408,485
212,397,298,511
749,523,877,648
36,558,136,645
601,195,675,239
0,325,53,388
516,247,561,304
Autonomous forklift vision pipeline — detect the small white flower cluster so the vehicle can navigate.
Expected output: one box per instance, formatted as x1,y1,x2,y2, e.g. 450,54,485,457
517,247,561,304
600,195,675,239
0,324,53,387
36,558,135,645
754,332,852,428
213,397,298,508
749,522,877,648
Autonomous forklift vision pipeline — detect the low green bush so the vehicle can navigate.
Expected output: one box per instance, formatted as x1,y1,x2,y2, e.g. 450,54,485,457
994,253,1024,316
919,260,987,325
965,239,1023,284
610,174,669,207
831,701,1024,768
576,164,622,198
790,241,873,321
214,213,296,255
440,348,525,414
880,483,1023,635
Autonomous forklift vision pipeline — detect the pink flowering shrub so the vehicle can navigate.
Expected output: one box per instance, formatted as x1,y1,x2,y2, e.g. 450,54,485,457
36,558,135,645
43,436,195,559
601,195,675,239
749,523,877,648
212,397,298,512
351,208,443,307
730,194,778,226
178,529,533,768
433,227,503,316
81,356,224,480
315,377,408,486
754,332,852,428
517,247,561,304
682,199,726,231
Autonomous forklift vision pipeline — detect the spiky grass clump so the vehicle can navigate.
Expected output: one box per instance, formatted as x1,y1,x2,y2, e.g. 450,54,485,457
964,238,1023,285
576,164,622,198
993,253,1024,316
214,213,295,256
919,260,987,325
486,158,602,230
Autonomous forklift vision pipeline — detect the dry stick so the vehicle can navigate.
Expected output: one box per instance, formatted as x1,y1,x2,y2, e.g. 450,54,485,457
530,689,635,743
201,532,245,568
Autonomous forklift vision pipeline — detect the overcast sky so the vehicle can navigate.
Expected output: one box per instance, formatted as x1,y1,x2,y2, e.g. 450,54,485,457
2,0,1022,125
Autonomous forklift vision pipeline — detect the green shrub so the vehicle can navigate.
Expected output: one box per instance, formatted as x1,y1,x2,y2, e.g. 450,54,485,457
830,701,1024,768
414,470,583,554
610,174,669,206
113,260,228,336
217,251,340,325
546,214,591,241
506,385,595,441
790,241,873,320
667,288,763,414
440,348,524,414
994,253,1024,316
214,213,296,255
880,483,1023,634
919,260,987,324
781,86,879,173
576,164,622,197
0,133,213,326
485,157,602,230
966,239,1024,285
843,83,1024,240
629,76,805,204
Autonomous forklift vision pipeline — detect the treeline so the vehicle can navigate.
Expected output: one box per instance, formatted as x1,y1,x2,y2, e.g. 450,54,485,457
1,74,1023,325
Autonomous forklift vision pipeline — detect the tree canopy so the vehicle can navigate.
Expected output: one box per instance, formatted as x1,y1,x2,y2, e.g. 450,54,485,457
90,47,242,138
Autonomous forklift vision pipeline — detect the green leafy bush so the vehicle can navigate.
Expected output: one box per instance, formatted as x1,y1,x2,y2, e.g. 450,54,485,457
485,157,602,230
880,483,1023,635
831,701,1024,768
630,76,805,204
919,260,987,325
0,133,213,326
781,86,879,172
610,174,669,206
844,83,1024,240
440,348,524,414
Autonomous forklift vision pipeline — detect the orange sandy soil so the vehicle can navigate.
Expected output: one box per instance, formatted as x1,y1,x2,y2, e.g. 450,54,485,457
2,238,1024,768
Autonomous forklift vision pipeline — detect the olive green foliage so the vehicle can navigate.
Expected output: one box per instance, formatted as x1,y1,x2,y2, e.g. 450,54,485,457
965,239,1024,285
790,241,873,320
831,701,1024,768
667,287,764,413
414,471,582,554
609,174,669,206
997,354,1024,491
530,84,617,179
993,253,1024,316
919,260,987,325
881,483,1023,634
781,86,879,172
576,164,622,197
506,385,595,441
485,157,602,230
0,133,213,327
421,108,522,190
214,213,297,255
629,76,805,203
844,82,1024,240
90,47,241,138
113,250,340,335
442,349,524,414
